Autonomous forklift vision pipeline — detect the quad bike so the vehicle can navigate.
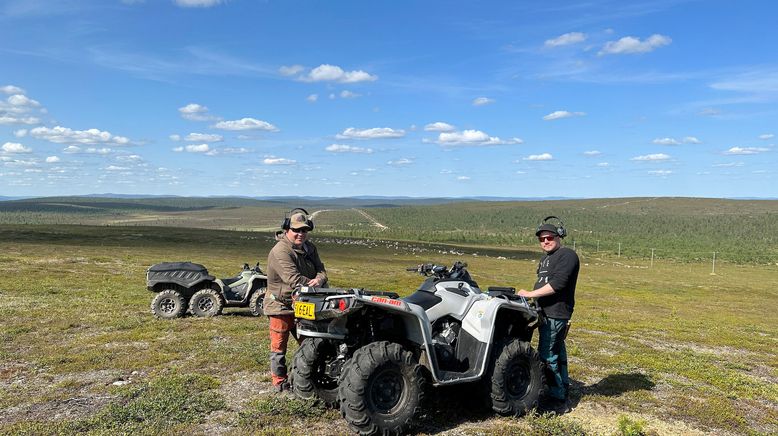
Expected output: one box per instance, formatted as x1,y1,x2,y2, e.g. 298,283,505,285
290,261,543,436
146,261,267,319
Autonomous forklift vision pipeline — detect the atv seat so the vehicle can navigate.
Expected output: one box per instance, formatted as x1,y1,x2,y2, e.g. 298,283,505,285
222,276,242,287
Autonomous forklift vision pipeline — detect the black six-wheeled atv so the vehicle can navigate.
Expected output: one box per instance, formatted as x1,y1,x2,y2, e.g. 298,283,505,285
146,261,267,319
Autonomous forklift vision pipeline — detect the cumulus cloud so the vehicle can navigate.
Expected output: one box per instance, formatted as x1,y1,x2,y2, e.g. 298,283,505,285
174,0,223,7
543,110,586,121
7,94,41,107
1,85,25,94
301,64,378,83
106,165,129,171
179,103,219,121
583,150,601,156
336,127,405,140
759,133,774,140
14,129,27,137
523,153,554,161
544,32,587,47
325,144,374,154
173,144,210,153
683,136,701,144
117,154,142,162
45,156,60,163
457,176,471,181
434,129,523,147
185,132,223,142
30,126,130,145
2,142,31,153
713,162,743,167
724,146,769,155
213,118,279,131
0,115,40,125
597,162,610,167
424,122,456,132
653,137,680,145
169,134,181,141
340,90,361,99
263,157,296,165
648,170,673,176
306,94,318,103
699,108,721,117
631,153,671,161
387,158,413,166
599,34,672,55
219,147,251,154
472,97,495,106
62,146,112,155
279,65,305,76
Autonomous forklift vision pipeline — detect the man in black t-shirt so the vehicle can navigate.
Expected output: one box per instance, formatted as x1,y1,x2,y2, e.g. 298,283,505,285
518,220,580,409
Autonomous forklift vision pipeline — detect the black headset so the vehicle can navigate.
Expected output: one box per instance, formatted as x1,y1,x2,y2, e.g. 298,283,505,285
539,215,567,239
281,207,314,230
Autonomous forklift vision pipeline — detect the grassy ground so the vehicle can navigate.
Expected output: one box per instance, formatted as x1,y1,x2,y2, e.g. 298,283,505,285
0,225,776,435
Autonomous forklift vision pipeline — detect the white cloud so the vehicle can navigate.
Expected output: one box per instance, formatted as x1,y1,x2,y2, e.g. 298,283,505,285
106,165,129,171
543,110,586,121
387,158,413,166
45,156,60,163
631,153,671,161
306,94,318,103
648,170,673,176
544,32,587,48
14,129,27,137
599,34,672,55
325,144,374,154
713,162,743,167
220,147,251,154
117,154,142,162
63,146,81,153
169,134,181,141
1,85,25,95
337,127,405,140
173,143,211,153
435,129,523,147
683,136,701,144
0,115,40,125
185,132,223,142
302,64,378,83
473,97,495,106
179,103,218,121
340,90,361,99
724,146,769,155
213,118,279,131
174,0,223,7
583,150,601,156
424,122,456,132
279,65,305,76
30,126,130,145
523,153,554,161
263,157,296,165
7,94,41,107
2,142,31,153
759,134,774,140
457,176,471,181
653,137,680,145
597,162,610,167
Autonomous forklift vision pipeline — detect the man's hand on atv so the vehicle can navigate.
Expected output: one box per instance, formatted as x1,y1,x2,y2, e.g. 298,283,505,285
517,289,533,298
307,277,323,287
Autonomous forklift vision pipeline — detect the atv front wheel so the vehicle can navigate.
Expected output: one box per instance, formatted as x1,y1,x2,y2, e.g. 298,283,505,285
488,339,543,416
339,341,426,436
249,288,266,316
292,338,340,406
150,289,187,319
189,289,224,317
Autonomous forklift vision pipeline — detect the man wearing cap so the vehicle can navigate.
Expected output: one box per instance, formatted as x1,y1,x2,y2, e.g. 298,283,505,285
264,211,327,393
517,221,579,410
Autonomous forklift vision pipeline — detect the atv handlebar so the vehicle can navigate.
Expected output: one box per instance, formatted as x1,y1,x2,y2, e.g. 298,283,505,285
406,262,468,278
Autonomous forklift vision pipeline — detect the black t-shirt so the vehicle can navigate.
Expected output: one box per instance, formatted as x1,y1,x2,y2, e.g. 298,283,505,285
534,246,579,319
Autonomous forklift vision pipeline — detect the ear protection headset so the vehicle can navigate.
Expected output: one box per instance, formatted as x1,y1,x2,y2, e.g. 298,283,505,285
281,207,314,231
539,215,567,239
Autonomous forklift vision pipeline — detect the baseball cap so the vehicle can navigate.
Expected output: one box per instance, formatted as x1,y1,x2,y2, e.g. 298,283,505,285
289,212,311,230
535,223,559,236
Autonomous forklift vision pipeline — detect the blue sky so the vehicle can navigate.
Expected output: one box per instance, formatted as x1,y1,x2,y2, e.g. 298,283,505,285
1,0,776,198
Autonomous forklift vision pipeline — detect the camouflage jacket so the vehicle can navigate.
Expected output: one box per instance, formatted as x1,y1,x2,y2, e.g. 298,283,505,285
263,234,327,316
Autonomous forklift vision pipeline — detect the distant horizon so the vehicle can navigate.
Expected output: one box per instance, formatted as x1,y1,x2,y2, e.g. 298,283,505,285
1,1,776,198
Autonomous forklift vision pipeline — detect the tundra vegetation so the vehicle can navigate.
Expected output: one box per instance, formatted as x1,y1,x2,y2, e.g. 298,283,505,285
0,197,776,435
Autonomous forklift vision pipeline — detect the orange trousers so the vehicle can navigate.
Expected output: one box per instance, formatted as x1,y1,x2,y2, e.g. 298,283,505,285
268,314,297,386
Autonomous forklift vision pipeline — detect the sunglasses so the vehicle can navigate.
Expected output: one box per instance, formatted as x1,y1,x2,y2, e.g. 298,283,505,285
291,228,309,234
538,235,556,242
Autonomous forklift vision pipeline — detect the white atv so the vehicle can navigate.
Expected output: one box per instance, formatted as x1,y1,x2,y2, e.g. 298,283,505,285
291,261,544,436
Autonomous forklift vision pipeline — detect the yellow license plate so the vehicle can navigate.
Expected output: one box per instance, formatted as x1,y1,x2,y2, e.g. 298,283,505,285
294,302,315,320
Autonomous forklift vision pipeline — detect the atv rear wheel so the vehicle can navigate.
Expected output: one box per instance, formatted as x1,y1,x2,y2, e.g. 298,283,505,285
150,289,187,319
488,339,543,416
339,341,426,436
292,338,340,406
189,289,224,317
249,288,266,316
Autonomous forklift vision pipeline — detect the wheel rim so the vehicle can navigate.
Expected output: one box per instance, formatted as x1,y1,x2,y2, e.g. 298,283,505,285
368,367,405,413
197,296,214,312
506,359,531,398
159,297,176,314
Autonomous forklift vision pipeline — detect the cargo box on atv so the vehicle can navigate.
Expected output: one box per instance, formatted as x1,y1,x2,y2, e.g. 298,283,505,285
146,262,215,290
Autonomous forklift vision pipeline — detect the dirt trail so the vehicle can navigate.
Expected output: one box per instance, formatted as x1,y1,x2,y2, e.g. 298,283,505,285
352,208,389,230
